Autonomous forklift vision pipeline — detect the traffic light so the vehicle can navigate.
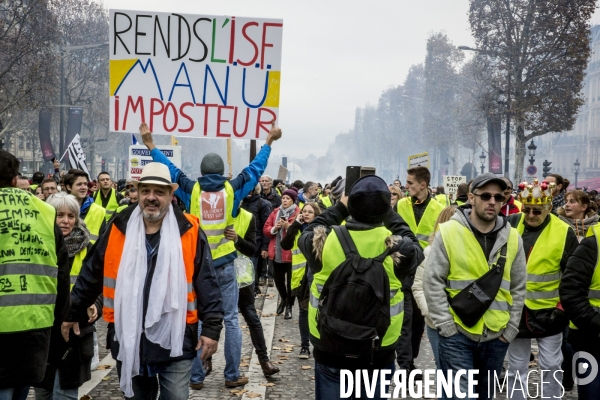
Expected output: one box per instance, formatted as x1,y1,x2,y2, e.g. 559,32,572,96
101,158,106,169
542,160,552,178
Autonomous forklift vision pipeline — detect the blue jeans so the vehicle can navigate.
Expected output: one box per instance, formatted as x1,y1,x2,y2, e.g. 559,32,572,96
314,361,394,400
439,332,509,400
115,359,192,400
426,325,441,370
191,261,241,382
34,370,78,400
0,387,28,400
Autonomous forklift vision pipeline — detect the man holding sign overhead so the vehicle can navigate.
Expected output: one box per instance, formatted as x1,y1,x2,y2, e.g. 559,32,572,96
140,121,282,389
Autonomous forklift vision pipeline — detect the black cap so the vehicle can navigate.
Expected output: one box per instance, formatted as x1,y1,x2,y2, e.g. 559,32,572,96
347,175,391,224
470,173,508,192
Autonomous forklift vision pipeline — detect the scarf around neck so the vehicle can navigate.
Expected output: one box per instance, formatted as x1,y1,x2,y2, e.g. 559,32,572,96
64,225,90,257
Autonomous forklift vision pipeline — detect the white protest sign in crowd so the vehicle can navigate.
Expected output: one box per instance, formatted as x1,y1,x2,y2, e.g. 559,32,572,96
128,145,181,180
443,175,467,196
109,10,283,140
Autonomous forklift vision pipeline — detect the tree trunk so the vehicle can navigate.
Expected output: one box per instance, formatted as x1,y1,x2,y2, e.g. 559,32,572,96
513,119,526,184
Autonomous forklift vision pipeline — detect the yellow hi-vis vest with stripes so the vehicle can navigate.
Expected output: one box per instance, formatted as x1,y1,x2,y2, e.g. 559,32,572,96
397,197,444,249
309,226,404,348
233,208,253,246
291,231,306,291
516,213,568,310
435,194,449,206
570,225,600,329
84,203,105,244
320,195,332,209
94,188,120,221
70,247,88,290
190,181,236,260
442,219,519,335
0,188,59,333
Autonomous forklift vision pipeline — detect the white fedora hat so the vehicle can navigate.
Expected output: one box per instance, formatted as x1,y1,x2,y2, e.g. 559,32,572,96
131,162,179,191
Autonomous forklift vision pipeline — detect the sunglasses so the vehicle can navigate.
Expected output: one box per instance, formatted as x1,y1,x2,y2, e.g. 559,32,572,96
473,193,505,202
522,207,544,216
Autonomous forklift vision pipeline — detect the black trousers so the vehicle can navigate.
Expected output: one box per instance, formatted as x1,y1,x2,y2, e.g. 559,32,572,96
238,283,269,362
273,261,293,307
396,292,424,369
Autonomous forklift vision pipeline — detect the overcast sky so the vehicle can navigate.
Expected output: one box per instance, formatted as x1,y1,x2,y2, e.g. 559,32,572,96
105,0,600,159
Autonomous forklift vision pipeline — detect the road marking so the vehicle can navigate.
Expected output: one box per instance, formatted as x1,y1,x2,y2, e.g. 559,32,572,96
78,353,116,397
242,285,279,400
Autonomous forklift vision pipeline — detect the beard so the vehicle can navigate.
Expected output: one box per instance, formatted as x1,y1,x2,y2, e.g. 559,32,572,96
142,202,169,222
475,206,497,222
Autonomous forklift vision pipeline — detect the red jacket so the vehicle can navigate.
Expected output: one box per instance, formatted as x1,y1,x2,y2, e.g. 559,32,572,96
263,207,301,263
501,195,520,217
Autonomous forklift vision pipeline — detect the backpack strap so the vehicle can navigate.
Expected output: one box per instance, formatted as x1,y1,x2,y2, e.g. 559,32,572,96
332,225,359,255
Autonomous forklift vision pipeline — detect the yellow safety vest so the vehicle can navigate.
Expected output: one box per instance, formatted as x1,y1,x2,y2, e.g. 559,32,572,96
442,220,519,335
0,188,59,333
516,213,568,310
397,197,444,249
70,247,88,290
455,200,465,206
190,181,236,260
514,199,523,212
320,195,332,209
233,208,255,286
291,231,306,290
570,225,600,329
94,188,120,221
309,227,404,348
84,203,106,244
298,201,305,210
435,194,449,206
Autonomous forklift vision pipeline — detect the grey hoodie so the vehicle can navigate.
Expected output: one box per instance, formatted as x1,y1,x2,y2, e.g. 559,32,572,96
423,209,527,343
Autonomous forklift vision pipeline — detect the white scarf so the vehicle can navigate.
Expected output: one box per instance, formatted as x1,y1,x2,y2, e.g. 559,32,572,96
114,206,187,397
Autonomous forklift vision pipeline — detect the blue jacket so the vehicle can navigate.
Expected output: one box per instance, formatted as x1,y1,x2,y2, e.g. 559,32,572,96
150,145,272,266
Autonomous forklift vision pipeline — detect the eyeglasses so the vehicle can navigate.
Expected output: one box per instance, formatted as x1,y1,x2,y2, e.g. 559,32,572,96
522,207,544,216
472,193,505,202
391,193,399,197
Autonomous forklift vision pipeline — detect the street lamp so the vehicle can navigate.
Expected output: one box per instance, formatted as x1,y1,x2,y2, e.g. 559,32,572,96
479,151,487,174
458,45,511,179
528,140,537,166
444,157,450,175
574,158,580,189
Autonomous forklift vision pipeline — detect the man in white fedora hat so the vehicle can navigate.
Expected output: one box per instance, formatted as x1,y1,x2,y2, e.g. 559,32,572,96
62,162,224,400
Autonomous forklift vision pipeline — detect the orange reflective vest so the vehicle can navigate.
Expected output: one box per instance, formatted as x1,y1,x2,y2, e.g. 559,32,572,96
102,213,200,324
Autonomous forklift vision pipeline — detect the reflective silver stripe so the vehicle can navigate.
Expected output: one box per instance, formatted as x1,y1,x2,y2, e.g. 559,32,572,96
527,272,561,283
292,262,306,271
0,263,58,279
187,301,197,311
188,283,193,292
526,290,559,300
489,300,511,311
416,234,430,242
208,237,232,250
104,277,116,289
204,228,226,236
447,279,511,291
310,292,319,308
0,293,57,307
70,275,78,285
106,209,115,215
292,249,302,255
89,234,99,241
390,301,404,317
588,290,600,299
316,283,323,294
390,289,399,299
104,297,114,308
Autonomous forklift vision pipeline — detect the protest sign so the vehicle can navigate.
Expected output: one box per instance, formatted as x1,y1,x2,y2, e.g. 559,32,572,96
128,145,181,180
109,10,283,140
277,165,288,181
408,152,430,169
444,175,467,196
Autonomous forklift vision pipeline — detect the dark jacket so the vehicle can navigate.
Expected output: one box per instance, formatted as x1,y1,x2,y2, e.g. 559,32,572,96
67,205,224,365
241,194,272,255
262,188,282,210
0,224,71,388
297,201,424,370
281,220,303,251
38,246,103,391
560,235,600,352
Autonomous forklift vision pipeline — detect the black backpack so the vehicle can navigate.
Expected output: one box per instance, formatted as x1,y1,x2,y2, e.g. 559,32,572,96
317,225,391,363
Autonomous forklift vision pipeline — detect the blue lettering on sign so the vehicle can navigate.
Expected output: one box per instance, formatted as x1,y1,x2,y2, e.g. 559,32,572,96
131,149,173,157
160,150,173,157
140,160,153,166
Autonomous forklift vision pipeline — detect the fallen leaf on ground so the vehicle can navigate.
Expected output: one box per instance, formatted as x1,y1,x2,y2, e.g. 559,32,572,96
284,344,295,347
259,382,276,387
95,365,111,370
80,395,92,400
272,346,281,350
241,325,248,329
102,376,111,381
246,393,262,398
240,362,249,367
230,389,248,395
311,376,315,380
279,338,290,342
301,366,312,370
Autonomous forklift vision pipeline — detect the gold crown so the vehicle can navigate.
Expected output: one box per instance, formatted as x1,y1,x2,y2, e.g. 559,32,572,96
517,179,554,205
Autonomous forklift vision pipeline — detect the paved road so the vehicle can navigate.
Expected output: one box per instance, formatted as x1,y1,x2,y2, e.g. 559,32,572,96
28,282,581,399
